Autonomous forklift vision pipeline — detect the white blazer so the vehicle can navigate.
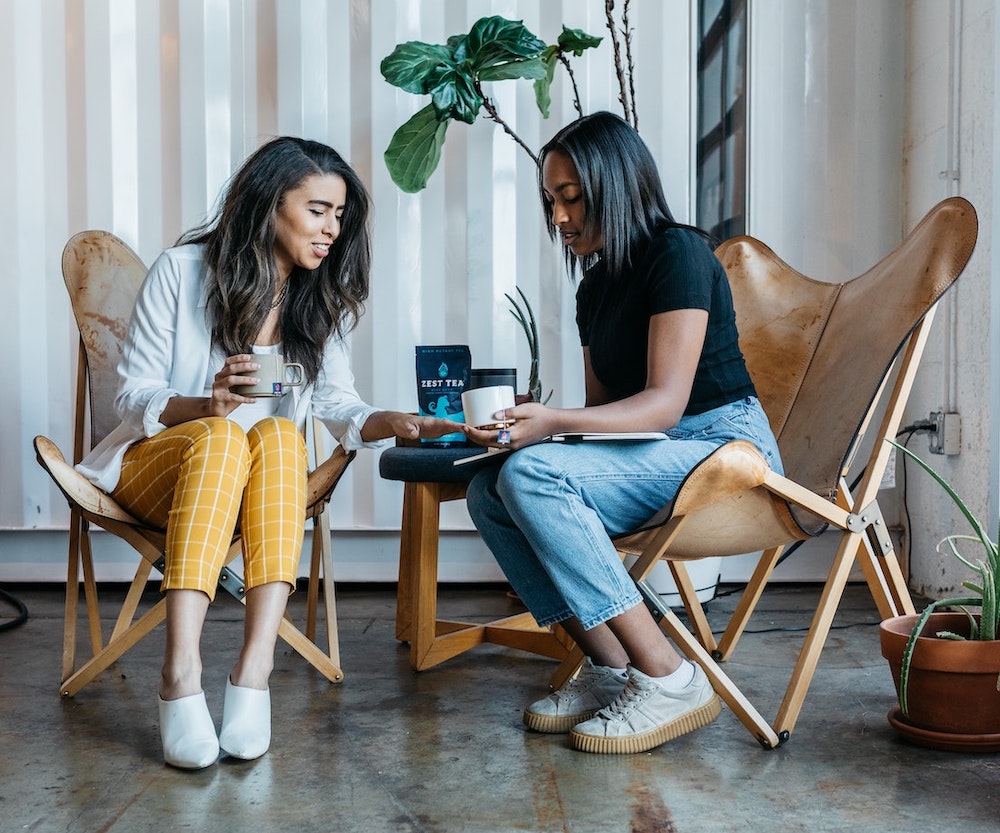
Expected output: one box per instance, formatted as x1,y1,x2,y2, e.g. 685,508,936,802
77,244,383,492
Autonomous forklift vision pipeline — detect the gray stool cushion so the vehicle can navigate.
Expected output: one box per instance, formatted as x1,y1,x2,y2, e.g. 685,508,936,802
378,445,503,484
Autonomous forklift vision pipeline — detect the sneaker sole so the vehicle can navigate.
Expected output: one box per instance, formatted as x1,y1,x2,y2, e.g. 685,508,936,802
570,694,722,754
523,708,598,734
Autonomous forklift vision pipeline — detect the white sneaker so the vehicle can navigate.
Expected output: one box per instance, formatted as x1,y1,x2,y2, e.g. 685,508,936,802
571,662,721,753
523,658,627,734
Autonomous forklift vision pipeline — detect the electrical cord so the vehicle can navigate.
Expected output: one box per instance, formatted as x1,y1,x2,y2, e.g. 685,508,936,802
0,586,29,632
709,618,879,638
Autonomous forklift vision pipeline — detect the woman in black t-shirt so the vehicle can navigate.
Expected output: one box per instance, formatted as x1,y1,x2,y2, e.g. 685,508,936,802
464,112,782,754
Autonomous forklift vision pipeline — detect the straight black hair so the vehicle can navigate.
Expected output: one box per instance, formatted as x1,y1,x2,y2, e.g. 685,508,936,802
538,111,710,279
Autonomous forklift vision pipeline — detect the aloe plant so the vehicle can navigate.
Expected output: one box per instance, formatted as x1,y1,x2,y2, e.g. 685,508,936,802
505,287,551,404
888,440,1000,714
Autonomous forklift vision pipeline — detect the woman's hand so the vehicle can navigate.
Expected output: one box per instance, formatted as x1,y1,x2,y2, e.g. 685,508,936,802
208,354,262,415
158,354,260,427
464,401,560,450
360,411,461,442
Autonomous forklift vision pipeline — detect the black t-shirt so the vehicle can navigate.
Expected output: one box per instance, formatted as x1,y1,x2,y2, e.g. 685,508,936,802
575,226,756,416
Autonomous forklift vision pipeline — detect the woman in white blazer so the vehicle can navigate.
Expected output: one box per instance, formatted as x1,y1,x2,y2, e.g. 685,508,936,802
77,137,455,770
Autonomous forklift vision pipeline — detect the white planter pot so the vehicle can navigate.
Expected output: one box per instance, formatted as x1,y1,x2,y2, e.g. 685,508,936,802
623,555,723,608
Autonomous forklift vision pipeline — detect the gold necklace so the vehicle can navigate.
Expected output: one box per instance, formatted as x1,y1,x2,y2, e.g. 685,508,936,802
269,280,289,311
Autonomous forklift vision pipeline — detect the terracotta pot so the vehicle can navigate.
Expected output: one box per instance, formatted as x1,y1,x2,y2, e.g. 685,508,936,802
879,613,1000,739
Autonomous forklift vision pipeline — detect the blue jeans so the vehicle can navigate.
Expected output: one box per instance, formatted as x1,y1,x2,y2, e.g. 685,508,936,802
465,396,783,630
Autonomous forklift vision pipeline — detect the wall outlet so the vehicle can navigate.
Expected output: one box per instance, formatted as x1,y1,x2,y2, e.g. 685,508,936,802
928,411,961,455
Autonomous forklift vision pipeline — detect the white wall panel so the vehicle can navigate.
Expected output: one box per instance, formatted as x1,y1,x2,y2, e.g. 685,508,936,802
5,0,987,594
1,0,693,581
747,0,906,281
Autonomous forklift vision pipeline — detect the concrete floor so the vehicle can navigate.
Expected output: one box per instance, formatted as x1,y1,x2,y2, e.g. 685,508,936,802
1,581,998,833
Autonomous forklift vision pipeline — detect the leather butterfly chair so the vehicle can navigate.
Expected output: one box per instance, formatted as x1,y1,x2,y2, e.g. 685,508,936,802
34,230,355,696
550,196,979,748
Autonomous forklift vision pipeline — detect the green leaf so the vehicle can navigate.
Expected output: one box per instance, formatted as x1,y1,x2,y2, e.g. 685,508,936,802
383,105,449,193
426,66,483,124
380,42,456,94
465,16,546,71
532,49,559,118
447,33,468,62
899,596,979,713
557,26,602,57
888,441,997,561
478,55,547,82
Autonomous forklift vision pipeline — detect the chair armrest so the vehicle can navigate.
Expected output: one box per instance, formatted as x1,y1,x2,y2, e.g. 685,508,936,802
33,435,144,525
306,445,356,517
671,440,771,517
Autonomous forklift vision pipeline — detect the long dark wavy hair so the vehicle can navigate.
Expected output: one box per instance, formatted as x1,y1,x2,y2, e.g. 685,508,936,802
538,111,711,279
178,136,371,384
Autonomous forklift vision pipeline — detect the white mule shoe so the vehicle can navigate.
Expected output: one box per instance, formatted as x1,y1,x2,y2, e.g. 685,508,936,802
157,691,219,770
219,678,271,760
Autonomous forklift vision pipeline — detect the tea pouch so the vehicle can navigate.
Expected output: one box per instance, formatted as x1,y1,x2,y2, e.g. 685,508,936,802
415,345,470,445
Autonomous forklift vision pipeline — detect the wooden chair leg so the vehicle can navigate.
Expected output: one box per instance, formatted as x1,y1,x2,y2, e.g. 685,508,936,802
714,545,784,661
61,599,168,697
314,509,341,669
62,515,84,683
549,645,585,689
408,482,454,669
667,561,718,653
62,515,105,685
306,522,321,644
656,604,783,749
110,559,155,643
276,617,343,683
772,532,864,736
856,534,915,619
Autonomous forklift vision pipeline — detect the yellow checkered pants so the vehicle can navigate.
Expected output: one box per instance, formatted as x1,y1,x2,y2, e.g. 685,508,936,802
112,416,308,598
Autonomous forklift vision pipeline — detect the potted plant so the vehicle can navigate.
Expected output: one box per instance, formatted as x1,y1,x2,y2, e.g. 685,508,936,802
878,440,1000,751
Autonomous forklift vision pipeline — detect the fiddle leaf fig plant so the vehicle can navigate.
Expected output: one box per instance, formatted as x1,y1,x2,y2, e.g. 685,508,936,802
381,2,637,401
888,440,1000,715
380,15,602,193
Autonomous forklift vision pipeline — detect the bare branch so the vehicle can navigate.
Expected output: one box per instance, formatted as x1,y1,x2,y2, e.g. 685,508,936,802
558,52,585,118
474,79,540,167
605,0,633,126
623,0,638,130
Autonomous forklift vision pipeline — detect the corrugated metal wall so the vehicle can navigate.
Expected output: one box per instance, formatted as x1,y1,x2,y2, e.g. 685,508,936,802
1,0,691,578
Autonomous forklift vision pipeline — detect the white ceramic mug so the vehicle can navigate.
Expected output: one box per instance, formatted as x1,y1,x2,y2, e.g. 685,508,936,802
461,385,515,429
234,353,305,397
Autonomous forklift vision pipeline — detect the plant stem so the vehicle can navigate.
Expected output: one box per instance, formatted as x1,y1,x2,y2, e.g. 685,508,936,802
623,0,638,130
474,79,540,167
558,52,585,118
605,0,633,127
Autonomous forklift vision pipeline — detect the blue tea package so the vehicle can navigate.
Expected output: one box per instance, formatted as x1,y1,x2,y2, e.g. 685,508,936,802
415,345,470,445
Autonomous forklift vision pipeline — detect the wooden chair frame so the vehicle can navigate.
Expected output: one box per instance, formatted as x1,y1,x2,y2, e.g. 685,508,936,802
37,230,354,697
549,197,978,748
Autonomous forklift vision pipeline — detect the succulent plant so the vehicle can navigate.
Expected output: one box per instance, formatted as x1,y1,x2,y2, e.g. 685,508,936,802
888,440,999,714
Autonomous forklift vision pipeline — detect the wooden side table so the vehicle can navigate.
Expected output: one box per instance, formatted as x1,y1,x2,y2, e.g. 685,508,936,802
378,443,572,672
